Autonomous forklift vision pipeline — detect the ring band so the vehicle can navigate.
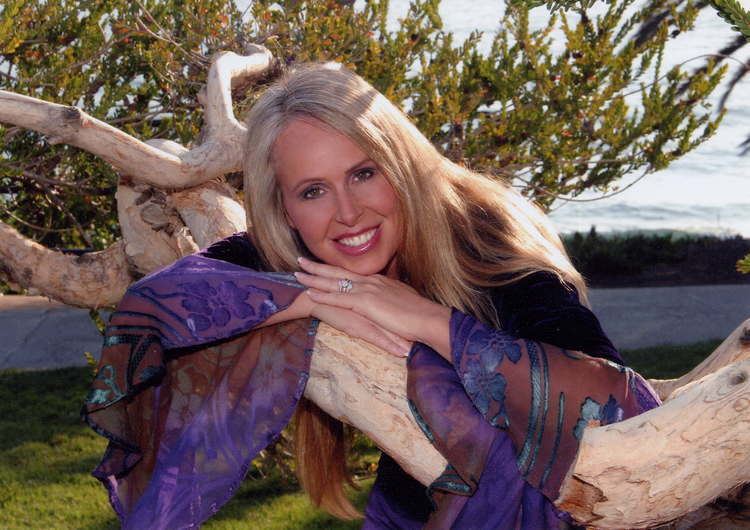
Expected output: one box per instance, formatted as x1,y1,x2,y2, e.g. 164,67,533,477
338,278,354,294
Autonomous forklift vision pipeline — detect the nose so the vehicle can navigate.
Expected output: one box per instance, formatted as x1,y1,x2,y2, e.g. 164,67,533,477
334,188,363,226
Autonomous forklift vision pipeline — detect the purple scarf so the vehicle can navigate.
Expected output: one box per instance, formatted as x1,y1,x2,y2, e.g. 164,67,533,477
83,252,659,529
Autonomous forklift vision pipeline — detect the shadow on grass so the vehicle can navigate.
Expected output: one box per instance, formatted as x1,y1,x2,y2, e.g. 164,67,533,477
206,474,372,529
0,366,94,451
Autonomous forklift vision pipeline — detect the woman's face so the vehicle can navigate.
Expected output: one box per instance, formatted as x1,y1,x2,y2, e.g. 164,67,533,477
272,118,403,276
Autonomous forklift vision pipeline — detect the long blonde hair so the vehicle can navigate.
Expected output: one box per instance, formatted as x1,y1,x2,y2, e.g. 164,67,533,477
242,61,586,519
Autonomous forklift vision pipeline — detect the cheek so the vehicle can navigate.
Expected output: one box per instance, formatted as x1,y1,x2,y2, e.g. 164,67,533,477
376,184,402,228
367,180,400,215
284,201,331,247
368,182,403,247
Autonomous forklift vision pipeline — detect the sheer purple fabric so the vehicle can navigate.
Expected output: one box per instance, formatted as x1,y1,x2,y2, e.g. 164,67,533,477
406,309,660,529
82,256,314,529
83,250,661,529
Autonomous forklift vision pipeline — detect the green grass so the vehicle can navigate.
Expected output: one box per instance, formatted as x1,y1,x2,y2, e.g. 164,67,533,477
0,339,722,529
620,339,723,379
0,367,371,530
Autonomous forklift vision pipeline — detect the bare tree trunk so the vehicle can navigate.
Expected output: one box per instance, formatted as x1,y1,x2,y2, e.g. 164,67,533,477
307,320,750,529
306,323,447,485
556,355,750,528
0,49,271,189
0,48,269,303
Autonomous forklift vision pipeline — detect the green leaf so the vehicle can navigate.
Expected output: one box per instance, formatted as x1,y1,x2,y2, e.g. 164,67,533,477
710,0,750,40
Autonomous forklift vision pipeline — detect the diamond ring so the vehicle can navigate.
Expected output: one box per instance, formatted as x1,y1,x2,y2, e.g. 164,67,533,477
338,278,354,294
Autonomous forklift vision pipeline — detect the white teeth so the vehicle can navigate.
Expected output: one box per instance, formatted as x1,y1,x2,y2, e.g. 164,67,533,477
339,228,377,247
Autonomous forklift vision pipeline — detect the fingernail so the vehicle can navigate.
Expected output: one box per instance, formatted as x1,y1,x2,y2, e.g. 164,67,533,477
297,256,305,264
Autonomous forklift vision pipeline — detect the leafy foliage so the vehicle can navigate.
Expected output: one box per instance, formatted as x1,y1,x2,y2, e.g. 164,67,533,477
563,228,750,286
700,0,750,273
710,0,750,40
523,0,749,42
738,254,750,274
0,0,727,256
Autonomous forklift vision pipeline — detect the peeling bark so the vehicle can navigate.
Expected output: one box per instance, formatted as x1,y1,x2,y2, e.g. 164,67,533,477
169,180,246,248
556,356,750,528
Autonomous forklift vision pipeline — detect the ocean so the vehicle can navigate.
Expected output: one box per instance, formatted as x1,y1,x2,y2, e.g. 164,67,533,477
382,0,750,237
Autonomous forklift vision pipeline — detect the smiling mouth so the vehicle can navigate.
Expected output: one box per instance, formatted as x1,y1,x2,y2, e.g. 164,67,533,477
337,227,378,247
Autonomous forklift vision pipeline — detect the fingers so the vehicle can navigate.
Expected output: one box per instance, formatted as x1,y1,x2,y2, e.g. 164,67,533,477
381,327,413,354
305,288,357,309
298,256,363,281
294,271,346,293
359,325,410,358
310,304,408,357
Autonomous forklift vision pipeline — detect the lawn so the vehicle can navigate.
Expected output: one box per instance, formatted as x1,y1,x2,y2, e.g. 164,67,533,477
0,340,721,529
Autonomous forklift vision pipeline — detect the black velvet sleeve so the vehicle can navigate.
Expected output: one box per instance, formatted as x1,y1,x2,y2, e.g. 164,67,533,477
490,271,622,363
197,232,267,271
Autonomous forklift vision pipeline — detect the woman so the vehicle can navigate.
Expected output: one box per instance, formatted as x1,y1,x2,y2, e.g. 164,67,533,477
84,61,659,529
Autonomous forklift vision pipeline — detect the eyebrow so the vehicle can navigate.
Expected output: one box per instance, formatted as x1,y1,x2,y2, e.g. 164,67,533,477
290,157,374,192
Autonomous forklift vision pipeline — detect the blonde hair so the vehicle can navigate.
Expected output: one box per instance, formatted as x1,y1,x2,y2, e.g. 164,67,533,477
242,61,586,519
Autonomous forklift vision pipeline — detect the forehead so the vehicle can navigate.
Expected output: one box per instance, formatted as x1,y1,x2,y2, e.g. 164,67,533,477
271,118,370,188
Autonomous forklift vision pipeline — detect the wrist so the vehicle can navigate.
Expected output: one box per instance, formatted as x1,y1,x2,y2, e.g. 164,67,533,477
416,301,452,360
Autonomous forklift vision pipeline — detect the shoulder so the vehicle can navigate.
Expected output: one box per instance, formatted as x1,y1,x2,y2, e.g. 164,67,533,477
494,271,580,307
489,271,621,362
198,232,266,270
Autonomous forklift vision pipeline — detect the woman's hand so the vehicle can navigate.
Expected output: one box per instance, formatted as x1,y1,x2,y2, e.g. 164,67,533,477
294,257,451,357
310,303,413,358
261,279,411,357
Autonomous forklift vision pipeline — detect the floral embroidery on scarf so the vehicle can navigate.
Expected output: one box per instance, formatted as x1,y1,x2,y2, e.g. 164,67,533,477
179,279,261,332
85,365,124,405
573,395,624,440
463,359,509,427
467,327,522,370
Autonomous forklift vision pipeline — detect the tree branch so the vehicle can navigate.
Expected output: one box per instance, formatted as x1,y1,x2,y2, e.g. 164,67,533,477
0,220,132,307
308,319,750,528
0,49,274,189
556,356,750,528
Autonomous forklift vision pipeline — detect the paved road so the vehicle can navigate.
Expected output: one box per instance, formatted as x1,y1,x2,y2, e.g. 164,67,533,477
0,296,104,370
589,284,750,350
1,284,749,370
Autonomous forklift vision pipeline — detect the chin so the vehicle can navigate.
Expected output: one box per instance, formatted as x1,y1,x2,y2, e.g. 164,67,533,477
339,259,388,276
